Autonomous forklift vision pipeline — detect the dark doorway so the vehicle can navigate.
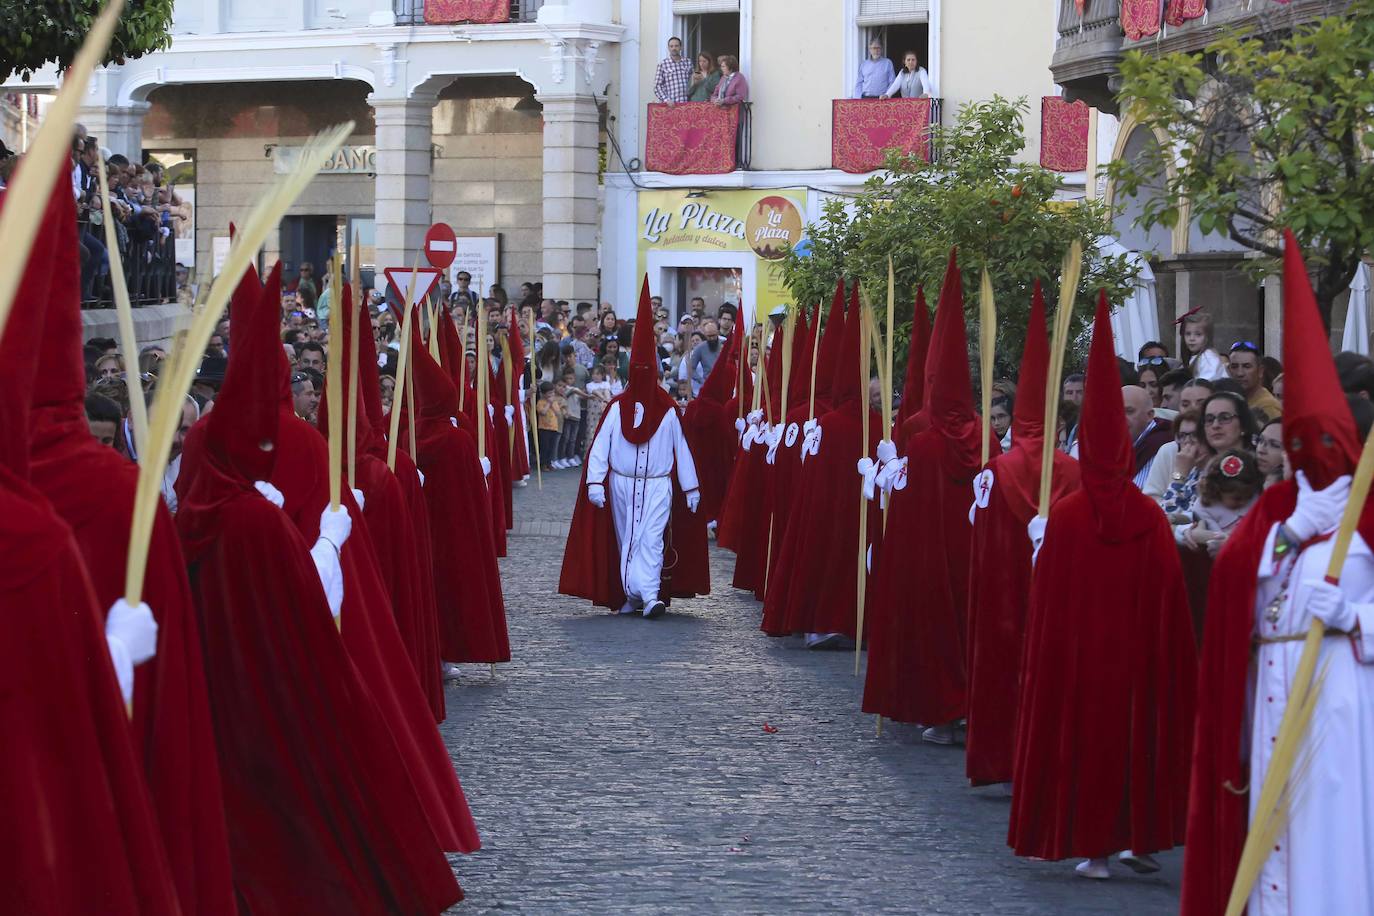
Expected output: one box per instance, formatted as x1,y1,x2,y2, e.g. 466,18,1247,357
870,23,931,82
685,12,741,63
280,215,338,288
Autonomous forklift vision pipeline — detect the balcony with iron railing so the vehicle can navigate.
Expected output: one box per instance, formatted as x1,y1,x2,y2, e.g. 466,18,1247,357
1051,0,1344,114
393,0,545,26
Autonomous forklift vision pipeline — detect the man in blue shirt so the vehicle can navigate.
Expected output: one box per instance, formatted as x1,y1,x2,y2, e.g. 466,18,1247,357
854,40,896,98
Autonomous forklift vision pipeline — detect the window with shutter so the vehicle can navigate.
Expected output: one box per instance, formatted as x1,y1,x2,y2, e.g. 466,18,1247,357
672,0,740,14
856,0,930,25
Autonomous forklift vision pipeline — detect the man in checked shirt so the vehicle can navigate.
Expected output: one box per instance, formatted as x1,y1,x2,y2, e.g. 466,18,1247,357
654,36,693,105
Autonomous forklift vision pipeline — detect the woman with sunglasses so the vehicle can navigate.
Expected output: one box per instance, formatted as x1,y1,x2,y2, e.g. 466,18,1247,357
1199,390,1258,454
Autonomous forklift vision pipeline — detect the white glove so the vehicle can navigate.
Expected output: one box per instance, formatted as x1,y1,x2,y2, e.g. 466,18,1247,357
350,488,366,512
311,506,351,620
764,424,785,465
686,489,701,513
588,483,606,508
416,468,426,487
1303,579,1357,631
1284,471,1352,543
505,404,515,425
106,599,159,706
1027,515,1048,568
857,456,880,501
480,456,492,477
487,404,496,421
318,504,353,553
876,454,908,496
254,480,285,508
735,416,747,435
876,439,898,465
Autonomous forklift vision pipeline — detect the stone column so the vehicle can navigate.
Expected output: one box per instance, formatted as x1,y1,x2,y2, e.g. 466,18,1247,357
370,92,436,272
537,93,601,301
77,102,150,162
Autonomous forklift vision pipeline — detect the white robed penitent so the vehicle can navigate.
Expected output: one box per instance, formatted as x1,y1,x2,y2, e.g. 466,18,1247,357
1248,525,1374,916
587,401,699,608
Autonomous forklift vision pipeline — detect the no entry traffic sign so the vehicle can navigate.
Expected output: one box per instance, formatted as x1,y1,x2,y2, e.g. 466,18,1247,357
424,222,457,270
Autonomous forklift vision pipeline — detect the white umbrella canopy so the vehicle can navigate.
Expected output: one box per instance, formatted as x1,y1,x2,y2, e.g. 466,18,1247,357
1099,238,1160,363
1340,262,1371,356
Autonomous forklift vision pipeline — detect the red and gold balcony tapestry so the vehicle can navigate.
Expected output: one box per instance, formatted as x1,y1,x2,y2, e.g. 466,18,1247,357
1165,0,1206,26
644,103,739,175
831,98,932,174
1040,96,1090,172
424,0,510,24
1121,0,1162,40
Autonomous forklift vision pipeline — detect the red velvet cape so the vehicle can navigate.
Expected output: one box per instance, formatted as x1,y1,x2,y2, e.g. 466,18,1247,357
719,442,772,594
415,412,510,662
487,362,516,529
681,331,741,523
1006,487,1197,859
271,409,481,853
862,428,993,724
963,449,1078,784
321,300,446,722
394,447,447,693
559,408,710,608
29,415,236,914
1,471,182,916
24,187,234,912
176,452,462,912
760,406,882,637
764,402,816,581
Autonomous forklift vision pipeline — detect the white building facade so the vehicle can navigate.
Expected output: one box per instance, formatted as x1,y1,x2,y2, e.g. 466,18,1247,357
7,0,1073,314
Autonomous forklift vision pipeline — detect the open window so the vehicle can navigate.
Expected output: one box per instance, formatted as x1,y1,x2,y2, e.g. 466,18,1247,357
855,0,934,93
673,0,741,66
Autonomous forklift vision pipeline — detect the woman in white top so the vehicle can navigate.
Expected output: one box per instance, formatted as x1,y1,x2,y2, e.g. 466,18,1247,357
882,51,932,99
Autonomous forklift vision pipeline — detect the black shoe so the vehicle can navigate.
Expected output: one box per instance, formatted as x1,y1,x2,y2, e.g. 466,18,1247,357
642,600,666,619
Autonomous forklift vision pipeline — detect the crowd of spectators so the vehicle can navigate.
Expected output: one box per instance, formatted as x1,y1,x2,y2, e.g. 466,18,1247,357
65,123,187,306
87,251,1372,636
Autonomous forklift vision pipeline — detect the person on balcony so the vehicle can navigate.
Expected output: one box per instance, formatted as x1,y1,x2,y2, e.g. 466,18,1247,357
882,51,932,99
688,52,722,103
711,55,750,107
654,36,693,106
855,39,896,98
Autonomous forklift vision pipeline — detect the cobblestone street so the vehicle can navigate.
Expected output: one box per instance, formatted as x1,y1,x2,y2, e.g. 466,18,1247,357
440,470,1184,914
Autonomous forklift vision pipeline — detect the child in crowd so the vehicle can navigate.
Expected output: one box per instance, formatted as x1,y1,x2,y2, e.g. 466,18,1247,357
554,370,586,470
1178,448,1263,556
584,363,614,442
1179,310,1227,381
535,381,563,471
674,377,691,409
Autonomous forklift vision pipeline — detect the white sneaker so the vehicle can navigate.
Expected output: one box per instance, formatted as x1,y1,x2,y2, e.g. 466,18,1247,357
617,601,637,615
552,459,565,469
515,479,528,488
804,632,844,650
441,662,461,682
921,725,956,745
642,600,666,619
572,456,582,466
1118,850,1160,874
1075,858,1110,880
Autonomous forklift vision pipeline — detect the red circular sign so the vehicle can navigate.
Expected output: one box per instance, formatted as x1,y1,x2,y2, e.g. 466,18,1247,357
424,222,457,270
